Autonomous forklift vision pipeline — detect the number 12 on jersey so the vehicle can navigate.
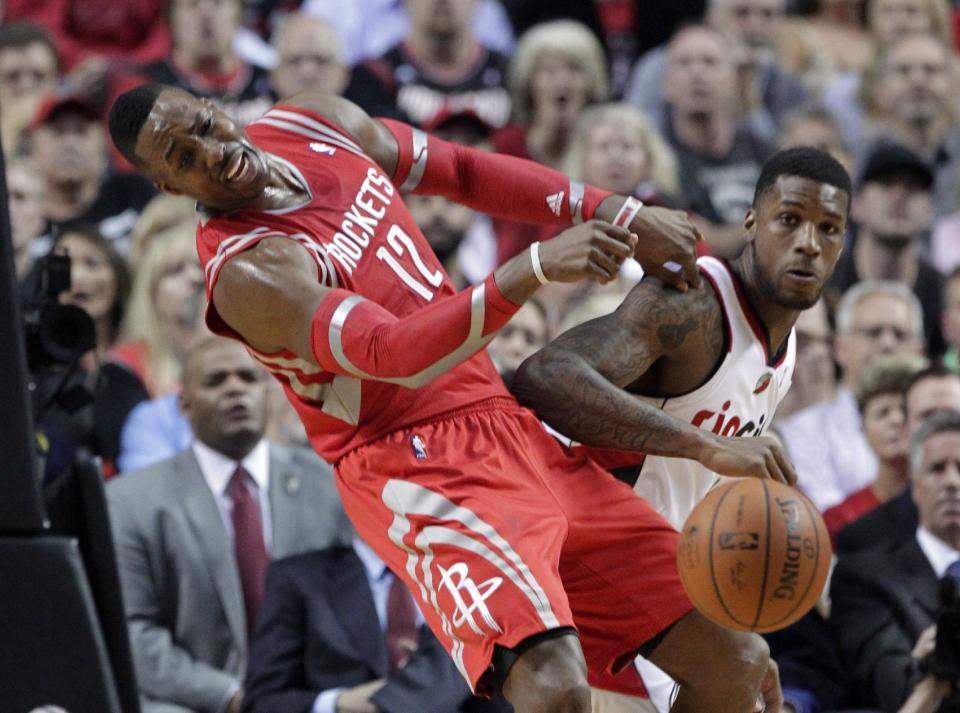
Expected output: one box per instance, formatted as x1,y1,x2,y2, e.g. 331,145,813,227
376,224,444,300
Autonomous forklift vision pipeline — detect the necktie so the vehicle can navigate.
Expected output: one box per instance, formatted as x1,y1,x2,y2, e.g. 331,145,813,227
386,575,419,672
227,465,269,637
946,559,960,587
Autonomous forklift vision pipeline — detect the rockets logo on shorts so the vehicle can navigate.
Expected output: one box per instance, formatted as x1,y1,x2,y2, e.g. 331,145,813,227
438,561,503,634
411,434,428,460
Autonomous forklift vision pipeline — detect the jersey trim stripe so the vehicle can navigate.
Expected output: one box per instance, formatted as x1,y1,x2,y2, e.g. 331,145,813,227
327,285,494,388
568,180,585,224
401,128,429,191
262,108,364,152
699,267,733,354
255,117,373,163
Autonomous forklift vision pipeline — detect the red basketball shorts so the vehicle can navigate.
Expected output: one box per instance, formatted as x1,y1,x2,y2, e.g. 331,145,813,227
333,398,693,695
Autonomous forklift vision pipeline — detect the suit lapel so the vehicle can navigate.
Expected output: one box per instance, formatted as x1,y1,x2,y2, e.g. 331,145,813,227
269,445,303,559
330,552,389,677
901,539,942,615
179,450,247,647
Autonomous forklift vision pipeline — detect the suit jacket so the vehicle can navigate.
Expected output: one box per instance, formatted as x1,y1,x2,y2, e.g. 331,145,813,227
836,490,919,556
243,548,512,713
829,536,943,712
107,443,354,713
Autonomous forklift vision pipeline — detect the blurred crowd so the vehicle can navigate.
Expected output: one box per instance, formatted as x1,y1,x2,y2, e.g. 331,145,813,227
6,0,960,712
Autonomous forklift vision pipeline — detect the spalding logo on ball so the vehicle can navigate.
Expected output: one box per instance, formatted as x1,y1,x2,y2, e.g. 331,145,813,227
677,478,831,633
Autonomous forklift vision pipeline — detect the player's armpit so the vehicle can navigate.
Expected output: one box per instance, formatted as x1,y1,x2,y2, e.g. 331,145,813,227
212,237,329,361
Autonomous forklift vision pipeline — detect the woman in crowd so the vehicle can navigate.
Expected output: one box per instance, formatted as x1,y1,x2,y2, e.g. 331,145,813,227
822,352,927,546
110,224,205,397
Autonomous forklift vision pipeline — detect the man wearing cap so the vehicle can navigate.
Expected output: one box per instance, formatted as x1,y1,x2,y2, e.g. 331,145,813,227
29,94,155,253
827,143,943,356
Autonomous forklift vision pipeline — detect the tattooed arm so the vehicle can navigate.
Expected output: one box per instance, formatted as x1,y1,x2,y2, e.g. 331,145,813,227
512,279,796,483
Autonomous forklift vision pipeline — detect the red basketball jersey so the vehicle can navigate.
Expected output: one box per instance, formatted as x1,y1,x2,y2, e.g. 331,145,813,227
197,105,509,462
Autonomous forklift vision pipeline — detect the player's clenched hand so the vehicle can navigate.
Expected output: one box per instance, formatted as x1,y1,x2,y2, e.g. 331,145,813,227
699,435,798,486
629,206,703,292
539,220,637,284
756,658,782,713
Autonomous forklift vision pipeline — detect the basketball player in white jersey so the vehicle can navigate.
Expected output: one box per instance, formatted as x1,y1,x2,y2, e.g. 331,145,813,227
512,147,851,711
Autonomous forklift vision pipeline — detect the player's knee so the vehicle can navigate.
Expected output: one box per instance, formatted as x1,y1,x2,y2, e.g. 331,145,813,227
502,635,591,713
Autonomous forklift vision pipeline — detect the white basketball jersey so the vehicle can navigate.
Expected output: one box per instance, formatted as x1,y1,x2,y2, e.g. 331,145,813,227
634,257,796,530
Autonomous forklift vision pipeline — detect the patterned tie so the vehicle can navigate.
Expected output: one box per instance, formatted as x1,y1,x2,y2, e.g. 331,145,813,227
227,465,269,637
386,575,419,672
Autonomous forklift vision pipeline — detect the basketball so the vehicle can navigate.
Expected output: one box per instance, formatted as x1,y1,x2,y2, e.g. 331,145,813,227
677,479,831,634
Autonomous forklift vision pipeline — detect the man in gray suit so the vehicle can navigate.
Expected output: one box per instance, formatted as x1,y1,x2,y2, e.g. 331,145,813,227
107,335,353,713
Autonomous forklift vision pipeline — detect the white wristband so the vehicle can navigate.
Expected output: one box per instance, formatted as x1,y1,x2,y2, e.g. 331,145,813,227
530,242,550,284
612,196,644,229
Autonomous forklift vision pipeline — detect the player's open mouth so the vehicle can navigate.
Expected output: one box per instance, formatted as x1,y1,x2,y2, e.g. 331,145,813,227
785,269,817,283
222,148,253,185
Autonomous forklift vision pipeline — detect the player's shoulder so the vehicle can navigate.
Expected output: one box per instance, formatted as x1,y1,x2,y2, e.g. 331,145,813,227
619,274,721,328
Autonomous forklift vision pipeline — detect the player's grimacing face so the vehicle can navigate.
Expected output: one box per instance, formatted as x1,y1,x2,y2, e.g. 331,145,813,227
134,89,270,210
747,175,847,311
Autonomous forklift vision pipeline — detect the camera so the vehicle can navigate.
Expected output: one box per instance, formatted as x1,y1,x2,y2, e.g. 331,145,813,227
22,253,95,372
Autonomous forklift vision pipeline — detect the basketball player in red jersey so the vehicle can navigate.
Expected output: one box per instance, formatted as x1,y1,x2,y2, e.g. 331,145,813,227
108,84,782,713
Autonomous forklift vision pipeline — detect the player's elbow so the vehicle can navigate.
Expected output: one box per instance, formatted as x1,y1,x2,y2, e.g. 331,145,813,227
511,349,555,411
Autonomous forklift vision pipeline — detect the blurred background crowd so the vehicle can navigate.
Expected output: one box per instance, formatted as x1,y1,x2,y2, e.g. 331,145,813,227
6,0,960,712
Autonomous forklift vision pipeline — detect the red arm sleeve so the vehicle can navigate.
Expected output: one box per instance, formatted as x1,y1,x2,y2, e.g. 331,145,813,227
311,275,518,388
380,119,612,225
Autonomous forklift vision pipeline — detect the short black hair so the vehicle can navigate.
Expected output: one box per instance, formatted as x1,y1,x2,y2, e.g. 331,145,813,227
752,147,852,208
108,83,169,166
905,362,960,399
0,22,59,70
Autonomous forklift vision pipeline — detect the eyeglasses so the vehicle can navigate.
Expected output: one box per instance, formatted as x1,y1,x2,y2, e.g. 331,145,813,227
851,324,915,342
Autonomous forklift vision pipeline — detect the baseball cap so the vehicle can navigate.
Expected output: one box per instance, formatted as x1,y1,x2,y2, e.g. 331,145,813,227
32,93,100,129
859,143,934,189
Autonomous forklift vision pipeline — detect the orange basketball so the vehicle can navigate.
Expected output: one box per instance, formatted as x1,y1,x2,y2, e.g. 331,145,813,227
676,478,831,634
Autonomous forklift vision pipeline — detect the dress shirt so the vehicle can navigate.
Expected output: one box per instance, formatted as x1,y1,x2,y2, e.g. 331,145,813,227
779,387,877,510
314,540,425,713
192,439,273,555
916,526,960,578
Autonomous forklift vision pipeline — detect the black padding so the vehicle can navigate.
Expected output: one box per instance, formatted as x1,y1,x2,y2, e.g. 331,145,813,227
0,537,124,712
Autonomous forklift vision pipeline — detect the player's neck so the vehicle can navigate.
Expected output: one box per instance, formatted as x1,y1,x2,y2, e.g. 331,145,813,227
854,229,918,286
730,253,797,356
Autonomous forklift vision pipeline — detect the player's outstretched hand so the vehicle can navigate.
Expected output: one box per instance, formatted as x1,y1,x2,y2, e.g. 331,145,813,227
699,434,798,486
629,206,703,292
539,220,637,284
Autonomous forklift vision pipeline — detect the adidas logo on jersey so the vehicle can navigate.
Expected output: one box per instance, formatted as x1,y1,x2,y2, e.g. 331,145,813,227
309,141,337,156
546,191,565,216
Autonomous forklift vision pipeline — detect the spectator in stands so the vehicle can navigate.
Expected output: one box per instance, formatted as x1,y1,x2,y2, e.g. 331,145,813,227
868,33,960,219
836,363,960,554
827,143,944,356
110,225,205,397
126,194,199,269
820,0,954,156
490,20,609,268
128,0,273,128
487,298,549,384
780,280,924,511
29,94,155,253
243,539,510,713
268,14,349,101
499,20,608,170
625,0,807,144
943,268,960,370
0,22,59,156
779,0,871,88
35,227,144,480
108,335,353,713
360,0,511,130
564,103,680,206
773,299,837,420
6,159,44,290
830,409,960,713
661,24,775,256
778,105,854,176
823,353,927,545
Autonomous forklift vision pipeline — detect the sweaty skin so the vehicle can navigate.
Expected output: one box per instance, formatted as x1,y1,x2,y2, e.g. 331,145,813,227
513,175,849,483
